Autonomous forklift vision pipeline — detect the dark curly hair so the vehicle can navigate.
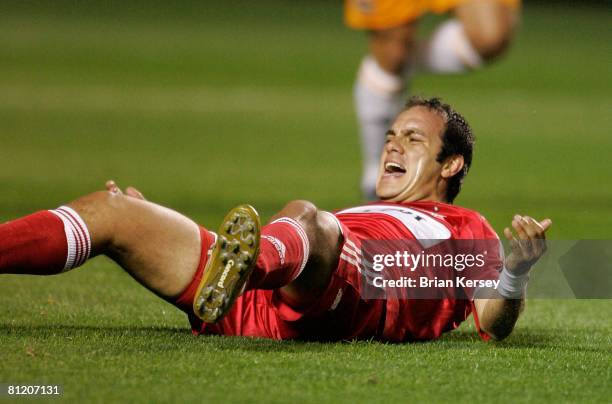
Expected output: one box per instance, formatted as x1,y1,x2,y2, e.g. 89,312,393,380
403,96,474,203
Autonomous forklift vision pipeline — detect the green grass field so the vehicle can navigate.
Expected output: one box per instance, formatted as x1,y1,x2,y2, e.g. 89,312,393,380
1,1,610,402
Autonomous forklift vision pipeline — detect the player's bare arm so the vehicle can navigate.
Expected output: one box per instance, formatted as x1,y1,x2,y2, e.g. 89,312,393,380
474,215,552,340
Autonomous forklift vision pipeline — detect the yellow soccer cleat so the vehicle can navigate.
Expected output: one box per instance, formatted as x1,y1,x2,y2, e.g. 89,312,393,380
193,204,261,323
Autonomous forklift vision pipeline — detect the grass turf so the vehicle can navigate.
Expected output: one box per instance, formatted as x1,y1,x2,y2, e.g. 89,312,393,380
0,1,610,402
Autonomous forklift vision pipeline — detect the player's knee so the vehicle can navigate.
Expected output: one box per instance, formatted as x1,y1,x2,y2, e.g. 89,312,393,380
279,200,339,252
372,47,409,76
68,190,132,249
469,23,513,60
280,200,319,228
278,200,341,292
460,5,518,61
70,191,110,219
369,24,417,75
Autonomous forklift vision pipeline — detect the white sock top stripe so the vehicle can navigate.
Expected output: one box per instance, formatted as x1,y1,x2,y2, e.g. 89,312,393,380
48,210,78,270
57,207,89,244
270,217,310,281
52,209,84,268
64,225,77,269
49,206,91,271
49,211,78,270
54,208,86,267
58,207,91,266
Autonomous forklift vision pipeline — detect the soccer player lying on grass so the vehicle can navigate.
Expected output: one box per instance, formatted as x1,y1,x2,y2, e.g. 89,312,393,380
0,97,550,342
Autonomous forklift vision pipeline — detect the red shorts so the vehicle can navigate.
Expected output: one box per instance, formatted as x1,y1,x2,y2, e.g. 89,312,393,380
172,223,482,342
172,227,378,341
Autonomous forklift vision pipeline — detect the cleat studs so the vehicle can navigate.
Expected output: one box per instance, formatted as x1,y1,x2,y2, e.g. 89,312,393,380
240,251,252,264
221,252,230,264
212,293,225,307
195,205,261,323
236,262,247,274
195,296,206,311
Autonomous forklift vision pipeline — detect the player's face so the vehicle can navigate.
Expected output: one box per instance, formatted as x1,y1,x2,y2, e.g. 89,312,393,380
376,106,446,202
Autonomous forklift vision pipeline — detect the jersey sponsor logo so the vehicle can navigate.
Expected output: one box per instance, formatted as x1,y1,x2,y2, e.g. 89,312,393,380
337,205,451,247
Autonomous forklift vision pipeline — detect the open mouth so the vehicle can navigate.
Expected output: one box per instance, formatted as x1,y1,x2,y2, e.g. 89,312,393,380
384,162,406,177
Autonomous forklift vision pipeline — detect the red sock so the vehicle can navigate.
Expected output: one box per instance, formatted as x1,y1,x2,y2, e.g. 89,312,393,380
0,207,91,275
247,217,309,290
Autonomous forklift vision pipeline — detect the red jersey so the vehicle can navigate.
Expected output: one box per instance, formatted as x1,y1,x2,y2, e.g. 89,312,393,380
326,200,502,342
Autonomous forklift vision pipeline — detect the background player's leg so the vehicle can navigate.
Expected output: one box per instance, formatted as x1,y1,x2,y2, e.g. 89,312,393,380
1,187,202,301
455,0,518,61
355,23,417,199
420,0,519,72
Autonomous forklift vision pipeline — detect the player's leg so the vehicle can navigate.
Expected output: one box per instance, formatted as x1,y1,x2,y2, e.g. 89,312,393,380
193,200,342,321
345,0,423,199
356,23,418,199
420,0,520,72
455,0,519,60
263,200,342,303
0,183,202,301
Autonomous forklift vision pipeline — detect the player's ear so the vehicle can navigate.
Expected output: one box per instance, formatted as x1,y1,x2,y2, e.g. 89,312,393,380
441,155,464,179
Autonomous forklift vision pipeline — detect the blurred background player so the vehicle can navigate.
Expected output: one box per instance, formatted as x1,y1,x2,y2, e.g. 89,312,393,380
346,0,520,199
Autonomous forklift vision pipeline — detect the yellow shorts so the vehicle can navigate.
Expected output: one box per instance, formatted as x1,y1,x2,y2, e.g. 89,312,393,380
345,0,521,30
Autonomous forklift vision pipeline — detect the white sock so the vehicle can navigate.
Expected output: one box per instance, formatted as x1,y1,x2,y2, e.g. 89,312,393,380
49,206,92,271
355,56,408,199
420,19,483,73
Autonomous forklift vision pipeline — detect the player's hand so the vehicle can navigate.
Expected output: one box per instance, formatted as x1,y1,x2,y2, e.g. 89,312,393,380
105,180,146,200
503,215,552,276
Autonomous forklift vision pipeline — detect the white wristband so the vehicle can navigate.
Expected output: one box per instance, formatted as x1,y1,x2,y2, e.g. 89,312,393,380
497,268,529,299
